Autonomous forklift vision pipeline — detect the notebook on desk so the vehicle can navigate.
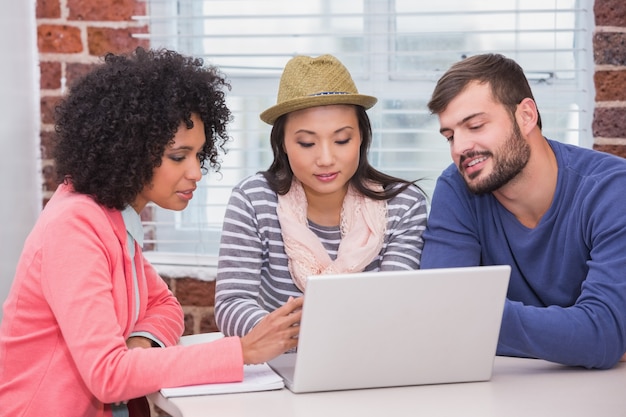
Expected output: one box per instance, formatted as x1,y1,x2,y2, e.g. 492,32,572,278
268,265,511,393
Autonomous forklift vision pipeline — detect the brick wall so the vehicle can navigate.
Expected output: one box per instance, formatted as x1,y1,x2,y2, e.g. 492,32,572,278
36,0,218,339
162,277,219,335
593,0,626,156
37,0,149,204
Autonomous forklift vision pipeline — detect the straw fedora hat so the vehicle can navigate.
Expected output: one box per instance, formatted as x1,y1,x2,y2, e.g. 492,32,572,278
260,54,378,125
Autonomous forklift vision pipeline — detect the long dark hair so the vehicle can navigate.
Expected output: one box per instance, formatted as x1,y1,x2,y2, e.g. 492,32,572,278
261,105,419,200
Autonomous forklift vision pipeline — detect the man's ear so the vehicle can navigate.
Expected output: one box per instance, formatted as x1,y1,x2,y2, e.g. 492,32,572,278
516,97,539,135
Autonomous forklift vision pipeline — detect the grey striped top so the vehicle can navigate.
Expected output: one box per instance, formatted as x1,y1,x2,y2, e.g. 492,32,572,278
214,173,428,336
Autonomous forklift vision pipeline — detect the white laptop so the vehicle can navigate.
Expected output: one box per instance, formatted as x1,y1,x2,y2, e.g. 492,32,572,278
268,265,511,393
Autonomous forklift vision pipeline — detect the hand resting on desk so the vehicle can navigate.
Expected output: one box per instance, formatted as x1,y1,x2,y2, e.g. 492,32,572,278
240,296,303,364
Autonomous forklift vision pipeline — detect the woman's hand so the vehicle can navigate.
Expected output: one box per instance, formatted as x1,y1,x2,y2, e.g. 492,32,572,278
240,296,303,364
126,336,153,350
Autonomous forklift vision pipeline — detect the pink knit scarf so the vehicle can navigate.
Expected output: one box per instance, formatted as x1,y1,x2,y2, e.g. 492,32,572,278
276,180,387,292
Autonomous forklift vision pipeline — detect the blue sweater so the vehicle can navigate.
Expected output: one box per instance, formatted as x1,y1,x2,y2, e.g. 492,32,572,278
421,139,626,369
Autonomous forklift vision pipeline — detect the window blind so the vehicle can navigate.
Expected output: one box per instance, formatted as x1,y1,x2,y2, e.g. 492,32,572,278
133,0,594,266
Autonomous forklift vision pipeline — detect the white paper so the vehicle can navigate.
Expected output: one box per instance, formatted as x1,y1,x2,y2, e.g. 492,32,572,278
160,363,284,397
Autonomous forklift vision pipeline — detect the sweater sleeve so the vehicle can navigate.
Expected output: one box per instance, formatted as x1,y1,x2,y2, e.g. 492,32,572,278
131,256,184,347
496,169,626,369
422,164,626,369
379,184,428,270
214,185,271,337
40,200,243,403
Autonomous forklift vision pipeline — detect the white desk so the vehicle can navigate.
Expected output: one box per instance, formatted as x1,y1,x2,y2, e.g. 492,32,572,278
149,356,626,417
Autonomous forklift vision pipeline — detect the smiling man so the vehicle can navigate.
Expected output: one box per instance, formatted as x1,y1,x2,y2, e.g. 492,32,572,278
421,53,626,369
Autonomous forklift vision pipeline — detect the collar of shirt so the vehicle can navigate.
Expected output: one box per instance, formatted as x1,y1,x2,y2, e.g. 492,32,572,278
120,205,144,249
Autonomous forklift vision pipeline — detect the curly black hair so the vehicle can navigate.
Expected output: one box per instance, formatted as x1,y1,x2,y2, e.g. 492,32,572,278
53,47,232,210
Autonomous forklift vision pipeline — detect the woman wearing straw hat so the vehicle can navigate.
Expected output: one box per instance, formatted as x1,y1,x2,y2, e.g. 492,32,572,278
215,54,427,337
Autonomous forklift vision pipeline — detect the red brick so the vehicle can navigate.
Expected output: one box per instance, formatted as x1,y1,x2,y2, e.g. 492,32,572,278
65,62,98,89
140,206,156,251
36,0,61,19
40,61,62,90
183,313,195,336
40,131,57,160
199,309,219,333
594,70,626,101
40,95,60,125
87,26,149,56
174,279,215,307
139,205,155,223
42,165,57,192
38,24,83,54
68,0,145,21
593,144,626,159
593,107,626,138
593,32,626,66
594,0,626,27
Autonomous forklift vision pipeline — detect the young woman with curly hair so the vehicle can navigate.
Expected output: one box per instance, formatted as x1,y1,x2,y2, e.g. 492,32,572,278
0,47,302,417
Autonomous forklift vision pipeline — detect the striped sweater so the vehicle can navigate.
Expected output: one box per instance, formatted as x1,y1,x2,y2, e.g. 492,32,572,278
215,173,428,336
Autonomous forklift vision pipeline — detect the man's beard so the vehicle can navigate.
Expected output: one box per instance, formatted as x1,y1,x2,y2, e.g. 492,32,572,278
460,121,531,195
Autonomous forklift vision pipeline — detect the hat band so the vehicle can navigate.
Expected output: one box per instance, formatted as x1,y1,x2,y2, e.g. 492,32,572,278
309,91,350,97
